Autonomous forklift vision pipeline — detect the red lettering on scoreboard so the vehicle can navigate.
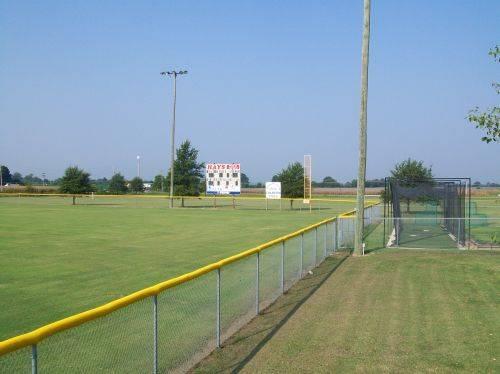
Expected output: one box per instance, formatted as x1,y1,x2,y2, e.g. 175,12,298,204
205,163,241,195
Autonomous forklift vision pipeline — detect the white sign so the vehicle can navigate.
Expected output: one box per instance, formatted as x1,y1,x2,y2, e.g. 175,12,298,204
266,182,281,199
206,163,241,195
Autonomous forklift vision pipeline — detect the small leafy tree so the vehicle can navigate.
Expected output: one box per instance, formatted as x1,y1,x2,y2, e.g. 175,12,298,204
467,46,499,143
241,173,250,188
166,140,205,202
11,172,23,184
151,174,166,192
108,173,128,194
322,176,341,187
1,165,11,185
272,162,304,208
390,158,433,212
23,174,43,185
129,177,144,193
59,166,94,205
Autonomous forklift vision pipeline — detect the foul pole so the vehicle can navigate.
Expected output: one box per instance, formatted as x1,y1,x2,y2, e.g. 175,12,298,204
354,0,371,256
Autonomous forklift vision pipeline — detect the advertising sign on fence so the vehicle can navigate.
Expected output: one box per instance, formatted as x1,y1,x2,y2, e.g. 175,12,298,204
265,182,281,199
206,163,241,195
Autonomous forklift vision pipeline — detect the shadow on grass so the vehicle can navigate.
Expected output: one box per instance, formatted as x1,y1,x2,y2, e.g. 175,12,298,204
191,252,350,373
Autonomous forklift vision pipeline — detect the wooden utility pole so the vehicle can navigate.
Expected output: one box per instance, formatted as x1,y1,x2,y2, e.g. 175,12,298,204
354,0,371,256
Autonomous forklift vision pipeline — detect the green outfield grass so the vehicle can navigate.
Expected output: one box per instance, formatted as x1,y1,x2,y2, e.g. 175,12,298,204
0,195,355,340
195,249,500,373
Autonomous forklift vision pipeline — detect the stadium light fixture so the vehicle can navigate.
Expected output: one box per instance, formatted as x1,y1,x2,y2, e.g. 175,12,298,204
161,69,188,208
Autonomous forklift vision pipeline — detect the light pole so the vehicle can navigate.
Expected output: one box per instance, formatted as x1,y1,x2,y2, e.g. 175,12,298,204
161,70,188,208
137,155,141,178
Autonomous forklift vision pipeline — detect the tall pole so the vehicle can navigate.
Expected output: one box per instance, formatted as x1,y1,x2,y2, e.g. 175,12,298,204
354,0,371,256
161,70,187,208
137,155,141,178
170,74,177,208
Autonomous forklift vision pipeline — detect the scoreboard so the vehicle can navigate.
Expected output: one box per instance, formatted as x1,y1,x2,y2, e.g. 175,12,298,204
206,163,241,195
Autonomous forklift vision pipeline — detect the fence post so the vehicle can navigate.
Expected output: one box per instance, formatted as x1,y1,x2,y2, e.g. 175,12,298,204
324,224,327,258
334,218,338,252
314,227,318,265
281,241,285,293
216,268,221,348
256,252,260,315
300,233,304,275
153,295,158,374
31,344,37,374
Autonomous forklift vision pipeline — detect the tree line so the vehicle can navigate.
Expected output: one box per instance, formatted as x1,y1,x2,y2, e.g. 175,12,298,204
3,139,497,206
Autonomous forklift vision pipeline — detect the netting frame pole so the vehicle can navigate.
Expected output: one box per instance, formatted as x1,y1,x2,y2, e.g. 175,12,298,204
281,241,285,294
216,268,221,348
31,344,37,374
383,178,387,248
153,295,158,374
256,252,260,315
468,178,471,250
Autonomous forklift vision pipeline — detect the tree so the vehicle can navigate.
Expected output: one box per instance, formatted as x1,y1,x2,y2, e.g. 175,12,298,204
23,174,43,185
1,165,11,185
390,158,433,212
322,176,340,187
467,46,499,143
166,140,205,201
11,172,23,184
272,162,304,208
59,166,94,205
129,177,145,193
152,174,166,192
241,173,250,188
108,173,128,194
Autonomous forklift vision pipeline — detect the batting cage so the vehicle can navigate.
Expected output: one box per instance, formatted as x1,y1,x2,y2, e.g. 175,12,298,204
384,178,471,249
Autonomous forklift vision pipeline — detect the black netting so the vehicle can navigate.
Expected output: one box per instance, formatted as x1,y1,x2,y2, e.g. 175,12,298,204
386,178,469,248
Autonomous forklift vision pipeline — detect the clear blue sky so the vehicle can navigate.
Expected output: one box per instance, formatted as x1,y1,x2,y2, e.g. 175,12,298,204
1,0,499,183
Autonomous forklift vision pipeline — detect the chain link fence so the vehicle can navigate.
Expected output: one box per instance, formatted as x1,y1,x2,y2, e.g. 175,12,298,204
0,205,381,373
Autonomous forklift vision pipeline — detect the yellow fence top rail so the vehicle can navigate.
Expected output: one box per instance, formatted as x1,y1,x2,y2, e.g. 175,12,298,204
0,203,379,356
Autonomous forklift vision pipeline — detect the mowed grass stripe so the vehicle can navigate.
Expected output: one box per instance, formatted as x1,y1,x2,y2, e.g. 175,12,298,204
195,250,500,373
